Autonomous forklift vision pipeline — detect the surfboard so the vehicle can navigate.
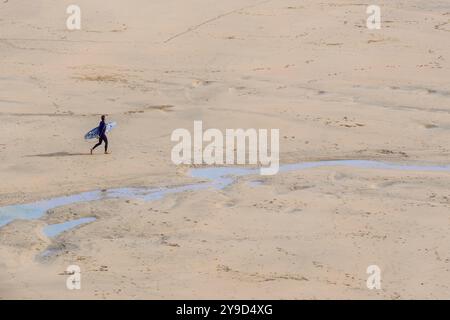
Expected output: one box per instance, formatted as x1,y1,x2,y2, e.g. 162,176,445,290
84,122,117,140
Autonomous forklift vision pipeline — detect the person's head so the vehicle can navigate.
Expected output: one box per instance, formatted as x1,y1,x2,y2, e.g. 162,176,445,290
101,115,105,121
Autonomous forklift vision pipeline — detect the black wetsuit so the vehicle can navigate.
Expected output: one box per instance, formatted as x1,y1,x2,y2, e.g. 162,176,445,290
92,120,108,152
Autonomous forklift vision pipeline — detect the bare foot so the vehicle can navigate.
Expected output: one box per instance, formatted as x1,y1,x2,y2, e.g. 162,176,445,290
104,151,109,154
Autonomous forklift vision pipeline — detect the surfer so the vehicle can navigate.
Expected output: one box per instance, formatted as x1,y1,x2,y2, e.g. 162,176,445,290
90,115,109,154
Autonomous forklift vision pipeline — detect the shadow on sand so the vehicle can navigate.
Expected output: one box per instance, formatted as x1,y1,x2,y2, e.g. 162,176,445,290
26,152,90,157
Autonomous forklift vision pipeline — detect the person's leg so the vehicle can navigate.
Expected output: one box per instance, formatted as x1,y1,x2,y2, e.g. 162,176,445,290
103,135,108,153
91,137,103,154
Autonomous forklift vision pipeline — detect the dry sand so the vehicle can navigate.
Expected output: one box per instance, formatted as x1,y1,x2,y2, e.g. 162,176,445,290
0,0,449,299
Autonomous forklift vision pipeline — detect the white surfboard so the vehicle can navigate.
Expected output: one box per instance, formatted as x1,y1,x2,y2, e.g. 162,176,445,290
84,122,117,140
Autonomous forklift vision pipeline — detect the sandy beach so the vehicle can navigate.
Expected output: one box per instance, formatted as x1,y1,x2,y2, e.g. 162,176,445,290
0,0,449,299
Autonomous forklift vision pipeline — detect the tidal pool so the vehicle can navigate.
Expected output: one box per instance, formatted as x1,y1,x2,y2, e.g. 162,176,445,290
1,160,449,230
